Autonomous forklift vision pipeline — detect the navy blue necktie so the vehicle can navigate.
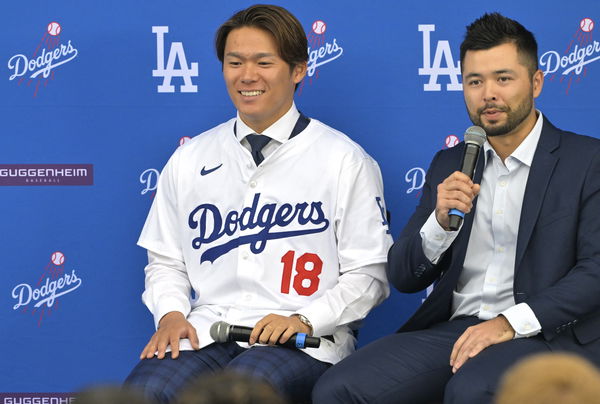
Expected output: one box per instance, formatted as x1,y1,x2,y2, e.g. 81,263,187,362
246,134,271,166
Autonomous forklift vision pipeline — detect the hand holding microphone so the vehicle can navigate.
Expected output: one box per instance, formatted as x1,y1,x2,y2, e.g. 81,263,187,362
436,126,486,231
210,315,320,349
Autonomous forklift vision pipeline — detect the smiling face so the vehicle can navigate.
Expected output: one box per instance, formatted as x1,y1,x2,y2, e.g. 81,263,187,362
223,26,307,134
462,42,543,141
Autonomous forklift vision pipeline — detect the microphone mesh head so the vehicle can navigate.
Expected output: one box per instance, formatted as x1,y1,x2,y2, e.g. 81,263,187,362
209,321,229,343
464,126,486,146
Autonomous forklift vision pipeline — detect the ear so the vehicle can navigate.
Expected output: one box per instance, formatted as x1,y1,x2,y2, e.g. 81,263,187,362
292,62,307,84
532,69,544,98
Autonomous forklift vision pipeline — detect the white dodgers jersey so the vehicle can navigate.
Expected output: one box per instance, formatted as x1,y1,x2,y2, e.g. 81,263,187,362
138,117,392,364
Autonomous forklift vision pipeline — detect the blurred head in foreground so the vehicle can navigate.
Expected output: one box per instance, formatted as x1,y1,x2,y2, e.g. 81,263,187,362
176,370,288,404
496,352,600,404
76,385,151,404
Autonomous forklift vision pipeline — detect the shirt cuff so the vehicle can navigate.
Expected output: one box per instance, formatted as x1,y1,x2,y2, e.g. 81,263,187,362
154,299,191,329
501,303,542,338
293,263,388,337
295,308,332,337
420,212,460,263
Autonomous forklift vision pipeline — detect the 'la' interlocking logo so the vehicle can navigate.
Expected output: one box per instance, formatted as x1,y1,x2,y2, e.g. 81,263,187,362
418,24,462,92
152,26,198,93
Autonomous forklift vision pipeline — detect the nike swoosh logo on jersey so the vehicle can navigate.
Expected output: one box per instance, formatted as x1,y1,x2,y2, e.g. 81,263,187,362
200,164,223,176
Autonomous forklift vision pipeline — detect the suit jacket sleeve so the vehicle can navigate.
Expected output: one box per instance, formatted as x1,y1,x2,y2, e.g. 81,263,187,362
387,149,448,293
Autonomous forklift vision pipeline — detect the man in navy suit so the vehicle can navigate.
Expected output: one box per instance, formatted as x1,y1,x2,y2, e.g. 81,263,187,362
313,12,600,404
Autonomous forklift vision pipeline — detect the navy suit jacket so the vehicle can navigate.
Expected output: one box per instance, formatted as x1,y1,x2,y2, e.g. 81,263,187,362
388,116,600,350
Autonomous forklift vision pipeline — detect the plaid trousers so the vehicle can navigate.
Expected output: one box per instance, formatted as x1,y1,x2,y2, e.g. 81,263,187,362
125,342,330,403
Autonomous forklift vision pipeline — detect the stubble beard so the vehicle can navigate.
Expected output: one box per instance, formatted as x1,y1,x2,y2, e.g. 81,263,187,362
468,96,533,137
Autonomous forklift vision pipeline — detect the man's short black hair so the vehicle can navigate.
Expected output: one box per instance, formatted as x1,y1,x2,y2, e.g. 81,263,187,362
215,4,308,70
460,12,538,74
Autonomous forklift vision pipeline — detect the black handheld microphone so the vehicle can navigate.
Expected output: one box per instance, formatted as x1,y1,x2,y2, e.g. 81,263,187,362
448,126,487,231
209,321,321,349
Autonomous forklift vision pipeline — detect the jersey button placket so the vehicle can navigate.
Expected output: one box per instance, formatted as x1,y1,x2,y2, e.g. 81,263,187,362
240,173,261,304
237,247,255,306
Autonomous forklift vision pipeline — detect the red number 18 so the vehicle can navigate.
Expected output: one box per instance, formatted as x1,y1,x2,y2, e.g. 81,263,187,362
280,251,323,296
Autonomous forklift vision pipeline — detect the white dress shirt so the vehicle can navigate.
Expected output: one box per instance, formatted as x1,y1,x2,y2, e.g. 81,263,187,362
420,112,545,338
236,103,300,158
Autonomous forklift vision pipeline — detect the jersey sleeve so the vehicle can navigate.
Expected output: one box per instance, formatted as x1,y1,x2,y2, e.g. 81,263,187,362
142,250,192,328
335,156,393,270
296,155,393,336
138,150,192,327
138,150,184,261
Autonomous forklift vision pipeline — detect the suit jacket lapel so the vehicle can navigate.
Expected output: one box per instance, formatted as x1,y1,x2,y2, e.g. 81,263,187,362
515,118,560,271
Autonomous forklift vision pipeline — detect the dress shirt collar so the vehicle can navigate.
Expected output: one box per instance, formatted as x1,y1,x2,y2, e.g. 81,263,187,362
235,103,300,144
483,110,544,167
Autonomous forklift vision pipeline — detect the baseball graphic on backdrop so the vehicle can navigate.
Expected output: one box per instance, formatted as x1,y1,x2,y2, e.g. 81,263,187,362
312,20,326,35
445,135,460,148
51,251,65,266
580,18,594,33
47,21,62,36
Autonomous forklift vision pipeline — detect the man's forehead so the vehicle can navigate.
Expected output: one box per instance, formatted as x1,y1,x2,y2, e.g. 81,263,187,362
462,43,523,72
224,28,281,58
464,43,518,60
225,51,277,59
225,27,276,45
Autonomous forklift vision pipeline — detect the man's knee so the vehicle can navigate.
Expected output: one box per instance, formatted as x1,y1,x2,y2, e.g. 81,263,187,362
444,369,492,404
125,369,176,404
312,366,361,404
124,357,193,404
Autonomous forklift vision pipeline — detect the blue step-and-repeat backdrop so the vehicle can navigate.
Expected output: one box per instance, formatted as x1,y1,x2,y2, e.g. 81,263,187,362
2,0,599,397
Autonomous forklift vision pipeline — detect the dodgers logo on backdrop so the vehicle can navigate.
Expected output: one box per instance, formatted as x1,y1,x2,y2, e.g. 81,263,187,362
11,251,83,327
299,19,344,92
405,134,458,196
153,26,199,93
7,22,79,97
418,24,462,91
188,193,329,263
540,18,598,94
139,138,190,197
405,167,425,196
140,168,159,197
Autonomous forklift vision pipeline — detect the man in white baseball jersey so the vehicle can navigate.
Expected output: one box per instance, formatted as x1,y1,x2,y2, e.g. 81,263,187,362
125,5,392,403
